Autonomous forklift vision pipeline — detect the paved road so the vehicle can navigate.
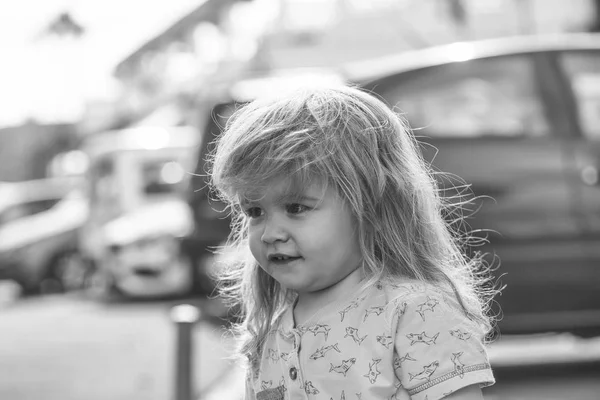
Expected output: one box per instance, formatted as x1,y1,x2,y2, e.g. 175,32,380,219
0,290,239,400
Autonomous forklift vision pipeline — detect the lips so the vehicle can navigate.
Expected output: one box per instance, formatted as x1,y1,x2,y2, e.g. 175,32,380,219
268,254,302,264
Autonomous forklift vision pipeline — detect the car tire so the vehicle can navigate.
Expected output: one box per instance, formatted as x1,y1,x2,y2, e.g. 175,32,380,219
18,280,41,297
84,267,123,302
48,250,88,293
38,250,84,295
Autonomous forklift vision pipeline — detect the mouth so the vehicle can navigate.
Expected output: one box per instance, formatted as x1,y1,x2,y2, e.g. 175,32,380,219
267,254,302,264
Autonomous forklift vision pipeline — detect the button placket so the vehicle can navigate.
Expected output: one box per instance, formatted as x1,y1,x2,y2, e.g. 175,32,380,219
289,366,298,380
278,327,304,398
290,330,305,390
292,329,310,396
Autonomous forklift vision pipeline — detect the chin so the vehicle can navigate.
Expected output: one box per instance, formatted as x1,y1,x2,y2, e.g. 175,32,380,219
274,279,310,293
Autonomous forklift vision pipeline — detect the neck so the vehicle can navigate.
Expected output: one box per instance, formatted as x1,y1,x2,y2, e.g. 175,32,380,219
294,267,365,326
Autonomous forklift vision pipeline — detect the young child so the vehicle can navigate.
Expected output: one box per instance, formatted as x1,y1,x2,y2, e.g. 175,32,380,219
209,84,497,400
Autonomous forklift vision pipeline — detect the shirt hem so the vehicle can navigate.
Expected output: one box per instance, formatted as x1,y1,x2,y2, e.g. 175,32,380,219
408,362,494,396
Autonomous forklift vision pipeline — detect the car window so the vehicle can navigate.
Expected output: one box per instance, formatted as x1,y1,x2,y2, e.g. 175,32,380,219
559,51,600,140
373,55,549,138
142,159,186,195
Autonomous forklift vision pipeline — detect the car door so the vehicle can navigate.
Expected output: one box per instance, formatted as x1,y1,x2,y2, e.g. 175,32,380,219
556,48,600,328
364,52,585,334
0,197,64,274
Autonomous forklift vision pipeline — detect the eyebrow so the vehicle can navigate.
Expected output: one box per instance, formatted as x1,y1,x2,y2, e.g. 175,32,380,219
241,193,322,206
278,193,322,203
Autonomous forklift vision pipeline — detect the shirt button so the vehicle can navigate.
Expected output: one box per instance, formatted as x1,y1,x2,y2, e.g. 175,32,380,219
289,367,298,381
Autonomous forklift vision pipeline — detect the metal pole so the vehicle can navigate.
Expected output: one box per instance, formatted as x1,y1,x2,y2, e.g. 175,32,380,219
170,304,201,400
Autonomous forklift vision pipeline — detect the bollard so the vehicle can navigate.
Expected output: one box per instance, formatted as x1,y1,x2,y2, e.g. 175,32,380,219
170,304,202,400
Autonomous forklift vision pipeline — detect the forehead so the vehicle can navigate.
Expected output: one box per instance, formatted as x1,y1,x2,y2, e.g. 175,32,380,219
239,176,330,203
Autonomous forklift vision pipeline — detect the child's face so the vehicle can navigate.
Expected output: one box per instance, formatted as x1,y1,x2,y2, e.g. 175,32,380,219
242,177,363,296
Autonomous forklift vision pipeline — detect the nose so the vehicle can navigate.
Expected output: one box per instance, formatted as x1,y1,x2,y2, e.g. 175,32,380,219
260,215,289,244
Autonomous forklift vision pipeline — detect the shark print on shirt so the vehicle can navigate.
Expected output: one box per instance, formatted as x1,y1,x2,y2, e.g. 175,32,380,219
279,377,287,393
451,352,466,378
376,334,393,349
364,358,382,384
330,358,357,376
393,301,408,317
308,324,331,340
449,329,472,341
390,299,408,317
364,305,385,321
408,361,439,382
344,327,367,345
297,325,311,336
267,349,279,363
303,381,319,395
309,343,341,360
394,352,416,370
261,380,273,390
406,331,440,346
415,296,439,320
390,382,403,400
339,295,367,322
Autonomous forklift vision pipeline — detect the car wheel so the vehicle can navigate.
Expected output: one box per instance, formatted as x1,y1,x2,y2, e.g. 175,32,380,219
51,251,88,293
39,251,85,295
15,279,39,297
84,267,123,302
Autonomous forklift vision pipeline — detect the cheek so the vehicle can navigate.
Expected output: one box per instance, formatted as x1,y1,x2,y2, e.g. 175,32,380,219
248,227,263,261
335,213,362,256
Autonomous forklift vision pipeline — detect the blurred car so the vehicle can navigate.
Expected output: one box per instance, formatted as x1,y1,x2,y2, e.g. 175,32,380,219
78,126,200,299
185,33,600,336
0,177,88,295
343,32,600,336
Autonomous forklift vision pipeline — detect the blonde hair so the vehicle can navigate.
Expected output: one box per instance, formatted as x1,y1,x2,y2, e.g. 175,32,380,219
209,84,498,368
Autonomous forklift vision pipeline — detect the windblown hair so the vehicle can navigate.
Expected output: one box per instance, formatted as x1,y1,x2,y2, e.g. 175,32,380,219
209,84,497,369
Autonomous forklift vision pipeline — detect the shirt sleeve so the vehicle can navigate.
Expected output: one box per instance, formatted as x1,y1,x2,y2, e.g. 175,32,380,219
392,290,495,400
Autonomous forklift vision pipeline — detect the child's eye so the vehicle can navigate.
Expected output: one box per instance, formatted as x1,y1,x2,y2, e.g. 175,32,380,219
286,203,309,215
243,207,263,218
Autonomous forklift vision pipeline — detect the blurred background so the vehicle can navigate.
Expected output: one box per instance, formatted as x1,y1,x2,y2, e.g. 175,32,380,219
1,0,600,399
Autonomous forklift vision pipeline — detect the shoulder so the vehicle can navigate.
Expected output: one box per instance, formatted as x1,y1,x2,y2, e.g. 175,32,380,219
377,279,452,314
379,279,444,301
383,281,495,398
377,279,484,340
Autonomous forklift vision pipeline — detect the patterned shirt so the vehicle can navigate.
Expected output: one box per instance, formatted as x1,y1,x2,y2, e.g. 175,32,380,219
247,280,495,400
